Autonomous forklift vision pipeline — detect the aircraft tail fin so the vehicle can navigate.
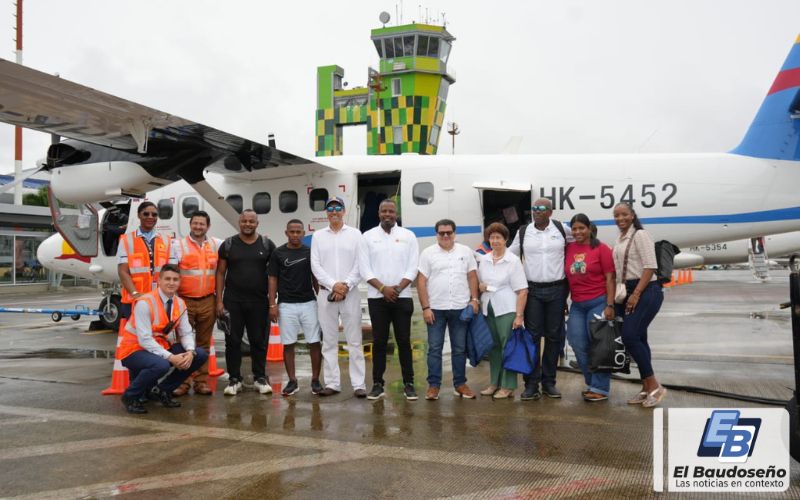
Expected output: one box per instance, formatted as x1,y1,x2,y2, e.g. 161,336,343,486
732,34,800,161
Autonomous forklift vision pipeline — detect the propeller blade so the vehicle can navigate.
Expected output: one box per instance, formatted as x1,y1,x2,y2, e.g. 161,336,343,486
0,166,46,193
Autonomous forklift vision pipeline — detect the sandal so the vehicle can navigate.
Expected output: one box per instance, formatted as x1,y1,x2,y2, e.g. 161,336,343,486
493,388,513,399
583,391,608,402
642,386,667,408
627,391,648,405
480,385,498,396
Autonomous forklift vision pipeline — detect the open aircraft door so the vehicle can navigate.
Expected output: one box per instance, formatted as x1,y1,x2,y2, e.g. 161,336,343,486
47,186,98,257
472,181,532,242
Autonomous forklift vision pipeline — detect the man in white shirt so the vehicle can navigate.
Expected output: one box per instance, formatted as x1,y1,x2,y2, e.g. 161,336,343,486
358,199,419,401
310,197,367,397
508,198,570,400
417,219,480,401
119,264,208,414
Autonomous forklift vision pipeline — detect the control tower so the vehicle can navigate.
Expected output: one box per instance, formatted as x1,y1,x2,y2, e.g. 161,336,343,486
315,16,455,156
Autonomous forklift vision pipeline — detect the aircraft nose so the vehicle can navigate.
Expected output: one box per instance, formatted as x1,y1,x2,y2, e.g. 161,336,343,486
37,233,62,269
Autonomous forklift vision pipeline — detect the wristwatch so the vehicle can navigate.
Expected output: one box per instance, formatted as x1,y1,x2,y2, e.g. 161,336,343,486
188,349,196,356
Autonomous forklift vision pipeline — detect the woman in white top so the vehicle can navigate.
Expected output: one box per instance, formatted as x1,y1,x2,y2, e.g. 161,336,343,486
477,223,529,399
612,203,666,408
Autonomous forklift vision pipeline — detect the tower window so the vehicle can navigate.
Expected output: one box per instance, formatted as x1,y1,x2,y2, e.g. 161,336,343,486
392,78,402,96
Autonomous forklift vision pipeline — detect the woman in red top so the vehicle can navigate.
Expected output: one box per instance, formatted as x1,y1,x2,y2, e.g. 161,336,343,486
565,213,616,402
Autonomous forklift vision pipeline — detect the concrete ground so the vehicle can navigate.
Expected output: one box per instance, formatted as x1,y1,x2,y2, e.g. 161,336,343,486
0,270,799,498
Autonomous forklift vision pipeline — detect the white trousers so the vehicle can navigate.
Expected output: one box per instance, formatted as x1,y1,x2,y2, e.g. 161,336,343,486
317,289,365,391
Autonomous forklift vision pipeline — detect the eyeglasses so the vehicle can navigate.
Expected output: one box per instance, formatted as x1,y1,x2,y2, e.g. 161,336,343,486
141,212,158,217
326,206,344,213
437,231,454,237
531,205,550,213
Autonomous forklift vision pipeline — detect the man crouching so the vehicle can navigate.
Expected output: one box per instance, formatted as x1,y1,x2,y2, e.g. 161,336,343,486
117,264,208,414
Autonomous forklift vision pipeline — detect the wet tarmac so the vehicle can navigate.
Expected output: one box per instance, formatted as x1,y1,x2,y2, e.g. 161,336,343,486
0,270,799,498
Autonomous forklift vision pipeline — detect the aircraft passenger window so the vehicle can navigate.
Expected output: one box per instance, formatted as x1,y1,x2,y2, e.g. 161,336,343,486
182,197,199,218
413,182,434,205
253,192,271,214
279,191,298,213
225,195,243,214
403,36,415,57
392,79,401,97
157,199,173,220
309,188,328,211
417,36,429,56
427,37,439,58
393,126,403,145
373,39,383,57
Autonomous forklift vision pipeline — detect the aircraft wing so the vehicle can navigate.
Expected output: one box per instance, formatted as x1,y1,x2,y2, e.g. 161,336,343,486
0,58,326,173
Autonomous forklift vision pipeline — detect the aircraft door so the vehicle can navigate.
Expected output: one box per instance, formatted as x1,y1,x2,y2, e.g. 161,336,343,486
177,194,204,237
472,181,532,243
47,186,98,257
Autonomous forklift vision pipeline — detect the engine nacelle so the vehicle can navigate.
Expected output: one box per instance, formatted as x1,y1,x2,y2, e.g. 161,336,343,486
49,161,167,203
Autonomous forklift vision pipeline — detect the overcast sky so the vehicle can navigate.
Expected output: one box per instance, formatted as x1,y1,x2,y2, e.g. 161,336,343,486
1,0,799,173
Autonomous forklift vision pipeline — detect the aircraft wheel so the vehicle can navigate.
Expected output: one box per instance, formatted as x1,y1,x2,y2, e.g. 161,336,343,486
100,294,121,331
788,395,800,462
51,311,62,322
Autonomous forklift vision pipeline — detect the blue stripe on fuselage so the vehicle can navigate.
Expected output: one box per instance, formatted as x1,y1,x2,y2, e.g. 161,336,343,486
592,205,800,226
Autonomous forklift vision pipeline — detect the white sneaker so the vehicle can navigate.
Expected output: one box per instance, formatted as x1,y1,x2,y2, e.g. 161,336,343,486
223,379,242,396
254,377,273,395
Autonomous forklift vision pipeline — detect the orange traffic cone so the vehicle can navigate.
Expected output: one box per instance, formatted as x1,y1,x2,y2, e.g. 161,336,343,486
266,323,284,362
101,318,130,395
687,269,694,284
664,272,675,288
207,336,224,377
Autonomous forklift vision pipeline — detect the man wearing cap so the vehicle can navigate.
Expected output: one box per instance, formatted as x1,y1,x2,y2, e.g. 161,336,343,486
310,196,367,397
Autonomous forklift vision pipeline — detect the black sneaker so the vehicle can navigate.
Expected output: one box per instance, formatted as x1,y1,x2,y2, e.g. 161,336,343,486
311,379,324,395
121,395,147,414
148,387,181,408
520,385,542,401
367,383,385,400
403,383,418,401
542,385,562,399
282,379,299,396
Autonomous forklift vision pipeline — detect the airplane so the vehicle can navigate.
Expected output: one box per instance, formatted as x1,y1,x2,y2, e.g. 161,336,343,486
1,33,799,330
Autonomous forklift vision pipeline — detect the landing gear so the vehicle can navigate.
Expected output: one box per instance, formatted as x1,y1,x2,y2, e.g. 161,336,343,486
99,294,122,331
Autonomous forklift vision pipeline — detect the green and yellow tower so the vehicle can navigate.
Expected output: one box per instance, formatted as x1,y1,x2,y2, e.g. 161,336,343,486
315,20,455,156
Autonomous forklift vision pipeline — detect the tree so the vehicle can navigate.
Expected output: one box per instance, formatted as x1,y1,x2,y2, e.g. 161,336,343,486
23,186,49,207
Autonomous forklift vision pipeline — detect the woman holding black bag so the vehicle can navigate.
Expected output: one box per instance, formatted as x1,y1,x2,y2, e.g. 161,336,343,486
612,202,667,408
564,214,616,402
477,223,528,399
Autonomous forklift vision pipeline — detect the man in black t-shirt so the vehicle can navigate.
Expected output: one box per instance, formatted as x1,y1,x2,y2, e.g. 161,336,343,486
215,209,276,396
268,219,322,396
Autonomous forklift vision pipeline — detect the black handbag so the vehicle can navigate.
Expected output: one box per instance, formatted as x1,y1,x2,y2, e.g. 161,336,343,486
589,317,630,374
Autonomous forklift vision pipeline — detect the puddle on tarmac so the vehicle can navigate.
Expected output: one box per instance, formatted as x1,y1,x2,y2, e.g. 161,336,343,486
0,348,114,359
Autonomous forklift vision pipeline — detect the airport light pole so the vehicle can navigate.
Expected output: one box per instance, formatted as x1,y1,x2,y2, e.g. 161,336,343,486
12,0,23,205
447,121,459,155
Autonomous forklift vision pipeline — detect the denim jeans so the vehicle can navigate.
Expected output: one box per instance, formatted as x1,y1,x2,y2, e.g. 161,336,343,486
523,281,568,389
567,294,611,395
426,309,468,388
616,280,663,380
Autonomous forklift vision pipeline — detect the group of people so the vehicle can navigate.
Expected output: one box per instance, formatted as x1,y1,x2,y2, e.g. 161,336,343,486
113,195,667,415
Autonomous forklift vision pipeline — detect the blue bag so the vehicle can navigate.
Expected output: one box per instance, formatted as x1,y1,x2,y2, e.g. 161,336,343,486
502,327,538,375
460,305,494,367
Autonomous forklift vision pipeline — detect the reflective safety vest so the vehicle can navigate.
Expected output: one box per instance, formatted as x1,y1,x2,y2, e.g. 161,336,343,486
120,232,171,304
176,236,220,298
117,292,186,360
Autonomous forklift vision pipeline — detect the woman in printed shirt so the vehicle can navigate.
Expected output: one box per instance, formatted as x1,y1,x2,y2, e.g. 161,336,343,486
565,214,616,402
612,202,667,408
477,222,528,399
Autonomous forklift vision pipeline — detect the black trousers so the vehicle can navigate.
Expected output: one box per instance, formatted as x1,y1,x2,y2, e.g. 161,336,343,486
368,298,414,385
523,282,568,389
224,299,268,381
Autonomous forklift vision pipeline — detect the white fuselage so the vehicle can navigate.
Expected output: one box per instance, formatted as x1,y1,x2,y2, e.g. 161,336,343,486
38,151,800,283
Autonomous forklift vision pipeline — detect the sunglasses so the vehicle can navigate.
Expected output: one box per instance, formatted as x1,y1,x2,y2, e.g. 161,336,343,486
437,230,454,236
531,205,550,212
140,212,158,217
326,205,344,213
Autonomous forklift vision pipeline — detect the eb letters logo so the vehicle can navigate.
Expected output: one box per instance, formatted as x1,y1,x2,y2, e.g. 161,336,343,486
697,410,761,463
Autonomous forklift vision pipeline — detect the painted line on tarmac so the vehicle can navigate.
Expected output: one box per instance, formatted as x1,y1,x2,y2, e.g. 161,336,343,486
0,416,49,427
0,432,185,461
442,477,619,499
9,450,359,500
0,404,643,494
